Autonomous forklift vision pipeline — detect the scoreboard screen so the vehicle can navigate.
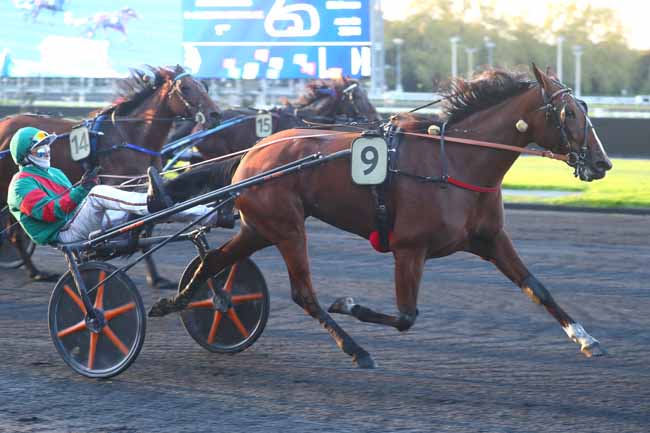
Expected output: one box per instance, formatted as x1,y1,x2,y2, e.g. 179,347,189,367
182,0,372,79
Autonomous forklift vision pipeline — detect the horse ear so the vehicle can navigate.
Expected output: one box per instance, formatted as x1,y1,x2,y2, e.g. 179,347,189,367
531,63,550,90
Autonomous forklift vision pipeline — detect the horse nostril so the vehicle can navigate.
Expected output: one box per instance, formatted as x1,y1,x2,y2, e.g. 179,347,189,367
596,160,612,171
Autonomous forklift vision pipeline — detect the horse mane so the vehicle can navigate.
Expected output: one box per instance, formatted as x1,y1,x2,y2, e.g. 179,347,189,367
96,65,184,116
442,69,534,124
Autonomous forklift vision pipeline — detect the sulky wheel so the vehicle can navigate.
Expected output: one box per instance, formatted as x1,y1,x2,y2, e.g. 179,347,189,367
179,256,269,353
48,262,146,379
0,216,35,269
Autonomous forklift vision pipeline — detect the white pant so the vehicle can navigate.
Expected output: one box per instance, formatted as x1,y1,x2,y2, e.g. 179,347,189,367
57,185,213,243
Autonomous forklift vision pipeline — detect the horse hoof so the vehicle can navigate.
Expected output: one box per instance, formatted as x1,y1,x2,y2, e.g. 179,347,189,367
30,271,59,282
148,297,183,317
328,297,356,315
582,342,607,357
150,277,177,291
354,353,377,369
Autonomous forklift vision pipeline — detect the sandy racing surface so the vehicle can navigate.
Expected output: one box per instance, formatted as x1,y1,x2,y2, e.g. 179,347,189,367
1,209,649,433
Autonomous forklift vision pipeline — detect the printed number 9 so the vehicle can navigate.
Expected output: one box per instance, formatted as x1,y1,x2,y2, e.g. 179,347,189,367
361,146,378,175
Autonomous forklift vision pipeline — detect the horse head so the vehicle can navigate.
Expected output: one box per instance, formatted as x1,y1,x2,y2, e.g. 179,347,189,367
119,7,138,21
528,64,612,181
332,77,382,123
159,65,221,128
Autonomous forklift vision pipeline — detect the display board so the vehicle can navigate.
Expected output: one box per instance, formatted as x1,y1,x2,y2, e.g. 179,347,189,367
0,0,371,79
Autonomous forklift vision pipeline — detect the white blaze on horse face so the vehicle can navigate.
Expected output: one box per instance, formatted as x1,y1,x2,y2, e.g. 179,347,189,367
563,322,598,350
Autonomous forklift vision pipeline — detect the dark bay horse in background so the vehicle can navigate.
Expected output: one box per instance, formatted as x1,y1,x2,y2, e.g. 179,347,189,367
165,77,381,203
151,65,612,368
193,77,381,160
0,65,220,283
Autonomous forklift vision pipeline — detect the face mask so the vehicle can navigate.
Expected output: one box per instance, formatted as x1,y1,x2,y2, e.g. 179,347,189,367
26,144,51,169
27,153,50,169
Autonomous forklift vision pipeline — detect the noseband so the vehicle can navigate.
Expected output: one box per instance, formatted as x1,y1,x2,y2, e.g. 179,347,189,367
536,85,593,177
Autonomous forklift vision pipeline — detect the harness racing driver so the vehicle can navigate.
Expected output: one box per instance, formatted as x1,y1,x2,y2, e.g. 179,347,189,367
7,127,215,245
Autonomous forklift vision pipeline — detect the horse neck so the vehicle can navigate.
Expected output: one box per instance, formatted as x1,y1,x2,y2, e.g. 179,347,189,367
445,90,538,188
122,88,175,152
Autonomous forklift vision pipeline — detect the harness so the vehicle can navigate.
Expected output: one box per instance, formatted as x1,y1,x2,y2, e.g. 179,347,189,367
367,121,503,253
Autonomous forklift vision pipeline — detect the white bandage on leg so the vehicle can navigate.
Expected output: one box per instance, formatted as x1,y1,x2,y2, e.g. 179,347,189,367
563,322,598,349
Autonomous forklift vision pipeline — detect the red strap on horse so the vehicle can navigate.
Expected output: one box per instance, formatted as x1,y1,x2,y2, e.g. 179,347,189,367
447,176,499,193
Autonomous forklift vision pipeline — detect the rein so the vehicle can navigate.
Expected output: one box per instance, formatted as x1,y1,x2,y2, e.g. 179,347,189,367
402,131,569,161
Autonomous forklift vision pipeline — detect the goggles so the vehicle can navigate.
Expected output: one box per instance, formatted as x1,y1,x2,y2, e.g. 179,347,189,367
31,144,51,158
30,130,57,149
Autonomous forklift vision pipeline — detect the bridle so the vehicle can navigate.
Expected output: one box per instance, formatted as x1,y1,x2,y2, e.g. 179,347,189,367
339,82,364,121
536,83,593,177
105,71,216,160
168,71,210,126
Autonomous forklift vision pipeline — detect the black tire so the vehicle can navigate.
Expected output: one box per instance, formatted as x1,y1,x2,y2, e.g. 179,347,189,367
179,256,269,353
0,220,35,269
48,262,146,379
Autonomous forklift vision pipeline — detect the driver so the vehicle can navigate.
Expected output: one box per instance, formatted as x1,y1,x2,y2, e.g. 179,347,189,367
7,127,214,245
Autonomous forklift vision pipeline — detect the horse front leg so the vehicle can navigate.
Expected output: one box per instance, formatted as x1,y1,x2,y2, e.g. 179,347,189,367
277,233,377,368
328,245,426,332
470,229,605,357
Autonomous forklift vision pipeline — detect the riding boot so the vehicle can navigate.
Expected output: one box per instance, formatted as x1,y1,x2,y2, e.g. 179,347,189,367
146,166,174,213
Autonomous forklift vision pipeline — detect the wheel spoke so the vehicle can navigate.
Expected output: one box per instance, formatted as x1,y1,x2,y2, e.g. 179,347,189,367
88,332,98,370
222,264,239,293
57,319,87,338
187,299,214,309
207,311,223,345
231,293,263,304
104,302,136,321
102,324,129,355
94,271,106,309
227,308,249,338
63,284,87,314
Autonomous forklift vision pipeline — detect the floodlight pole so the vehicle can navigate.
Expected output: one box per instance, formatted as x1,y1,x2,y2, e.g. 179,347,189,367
393,38,404,92
450,36,461,77
573,45,583,98
556,36,564,81
484,36,495,67
369,0,386,97
465,47,477,78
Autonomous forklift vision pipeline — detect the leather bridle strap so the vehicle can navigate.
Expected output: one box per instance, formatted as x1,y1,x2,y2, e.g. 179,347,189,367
401,131,569,162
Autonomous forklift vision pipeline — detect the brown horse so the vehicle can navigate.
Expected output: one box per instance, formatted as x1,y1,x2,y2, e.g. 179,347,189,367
0,65,220,282
193,77,381,161
150,65,612,368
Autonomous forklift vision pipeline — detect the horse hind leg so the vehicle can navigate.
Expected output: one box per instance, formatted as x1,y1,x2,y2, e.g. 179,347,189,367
329,245,426,332
470,230,605,357
148,223,270,317
276,232,377,368
5,220,58,282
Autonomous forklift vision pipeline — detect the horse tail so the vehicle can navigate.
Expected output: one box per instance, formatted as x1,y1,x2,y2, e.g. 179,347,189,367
165,155,242,203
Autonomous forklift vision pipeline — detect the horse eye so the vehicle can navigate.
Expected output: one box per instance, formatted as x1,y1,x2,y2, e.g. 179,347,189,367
181,84,191,93
566,110,576,119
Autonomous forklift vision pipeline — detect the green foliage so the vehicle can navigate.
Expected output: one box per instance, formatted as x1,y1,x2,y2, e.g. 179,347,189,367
384,0,649,95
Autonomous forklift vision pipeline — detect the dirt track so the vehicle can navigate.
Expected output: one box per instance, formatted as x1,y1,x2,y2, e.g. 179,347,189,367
1,209,649,433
